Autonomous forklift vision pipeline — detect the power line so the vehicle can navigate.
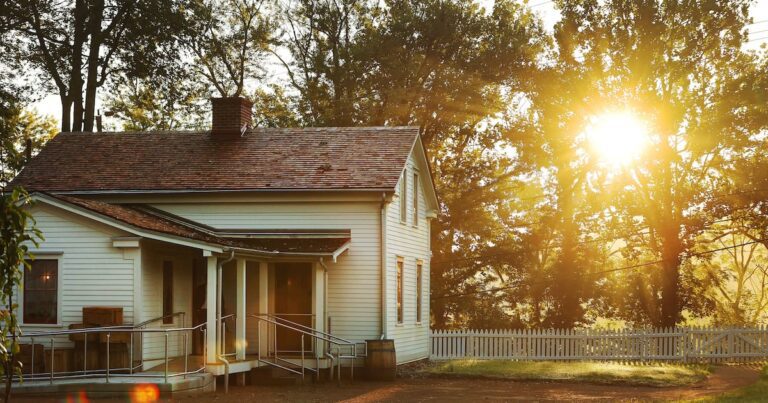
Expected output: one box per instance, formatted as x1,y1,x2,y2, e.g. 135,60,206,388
529,0,553,8
431,239,763,300
748,36,768,43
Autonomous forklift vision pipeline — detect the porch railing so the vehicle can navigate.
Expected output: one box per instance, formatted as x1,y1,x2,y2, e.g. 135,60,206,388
248,313,361,382
13,313,206,384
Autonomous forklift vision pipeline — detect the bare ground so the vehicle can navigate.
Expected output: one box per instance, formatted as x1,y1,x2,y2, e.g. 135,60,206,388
13,364,762,402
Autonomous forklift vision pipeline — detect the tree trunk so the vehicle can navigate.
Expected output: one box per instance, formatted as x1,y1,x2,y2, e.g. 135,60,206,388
60,96,72,132
659,232,683,327
83,0,104,132
69,0,88,132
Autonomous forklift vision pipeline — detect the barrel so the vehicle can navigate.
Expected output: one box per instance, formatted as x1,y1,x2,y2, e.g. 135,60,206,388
365,339,397,381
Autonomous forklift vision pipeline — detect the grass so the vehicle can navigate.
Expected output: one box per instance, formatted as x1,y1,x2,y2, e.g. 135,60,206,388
423,360,711,387
702,364,768,402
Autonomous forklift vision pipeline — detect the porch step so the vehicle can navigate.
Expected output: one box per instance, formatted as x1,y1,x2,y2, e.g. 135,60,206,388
250,365,303,385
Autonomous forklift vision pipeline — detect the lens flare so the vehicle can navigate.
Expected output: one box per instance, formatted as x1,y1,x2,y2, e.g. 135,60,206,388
586,111,651,167
131,383,160,403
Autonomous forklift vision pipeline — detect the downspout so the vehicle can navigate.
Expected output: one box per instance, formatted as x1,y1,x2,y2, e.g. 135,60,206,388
379,193,388,339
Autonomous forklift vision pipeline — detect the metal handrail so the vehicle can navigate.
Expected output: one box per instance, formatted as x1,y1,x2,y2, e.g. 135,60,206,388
256,313,366,358
15,318,205,385
219,314,237,357
249,314,358,382
135,312,186,329
258,313,352,345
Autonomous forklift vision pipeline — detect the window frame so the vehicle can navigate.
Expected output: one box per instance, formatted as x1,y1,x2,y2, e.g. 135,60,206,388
396,256,404,324
416,259,423,324
400,170,408,223
412,171,419,227
21,254,63,327
162,260,174,324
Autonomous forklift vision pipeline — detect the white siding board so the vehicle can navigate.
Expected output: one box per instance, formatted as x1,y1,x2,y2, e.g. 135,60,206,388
20,205,136,349
141,242,198,362
386,153,431,363
152,202,383,345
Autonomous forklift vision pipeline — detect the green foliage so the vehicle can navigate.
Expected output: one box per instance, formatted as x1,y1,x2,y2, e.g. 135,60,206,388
425,359,710,387
0,95,57,186
5,0,194,132
0,187,41,399
701,365,768,402
106,76,208,132
185,0,277,97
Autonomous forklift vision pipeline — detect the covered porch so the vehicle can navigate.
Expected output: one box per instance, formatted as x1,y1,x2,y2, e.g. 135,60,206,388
144,230,357,380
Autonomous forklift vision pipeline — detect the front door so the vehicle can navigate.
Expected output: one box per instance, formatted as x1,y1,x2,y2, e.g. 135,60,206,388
274,263,313,352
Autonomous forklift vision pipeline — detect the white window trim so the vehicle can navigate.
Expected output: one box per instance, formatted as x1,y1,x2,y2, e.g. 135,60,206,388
19,252,64,328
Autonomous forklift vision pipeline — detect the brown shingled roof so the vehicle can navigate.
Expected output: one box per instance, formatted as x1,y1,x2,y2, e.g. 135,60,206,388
53,194,228,246
12,127,418,193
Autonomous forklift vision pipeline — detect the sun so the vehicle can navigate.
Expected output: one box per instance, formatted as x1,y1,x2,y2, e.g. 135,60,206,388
585,111,651,167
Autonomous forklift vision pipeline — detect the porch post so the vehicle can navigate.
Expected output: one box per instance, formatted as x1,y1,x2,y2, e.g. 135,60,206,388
206,255,218,364
235,259,247,360
258,262,269,354
313,263,326,358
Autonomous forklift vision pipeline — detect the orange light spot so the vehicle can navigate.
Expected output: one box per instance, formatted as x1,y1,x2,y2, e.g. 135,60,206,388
66,391,89,403
131,384,160,403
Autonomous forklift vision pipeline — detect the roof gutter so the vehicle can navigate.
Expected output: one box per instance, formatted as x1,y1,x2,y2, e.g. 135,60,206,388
48,188,398,195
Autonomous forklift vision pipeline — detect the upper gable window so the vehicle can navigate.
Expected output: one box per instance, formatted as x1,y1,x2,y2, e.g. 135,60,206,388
400,170,408,223
412,171,419,227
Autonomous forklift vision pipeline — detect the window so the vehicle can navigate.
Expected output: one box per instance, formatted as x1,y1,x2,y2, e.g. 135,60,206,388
396,257,404,324
412,172,419,226
416,261,423,323
24,259,58,324
400,171,408,223
163,261,173,324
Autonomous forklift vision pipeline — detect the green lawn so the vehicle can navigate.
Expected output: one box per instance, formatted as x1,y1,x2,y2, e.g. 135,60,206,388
424,360,711,387
703,365,768,402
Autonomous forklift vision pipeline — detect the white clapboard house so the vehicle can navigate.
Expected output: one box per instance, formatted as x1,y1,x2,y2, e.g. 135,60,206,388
10,97,437,388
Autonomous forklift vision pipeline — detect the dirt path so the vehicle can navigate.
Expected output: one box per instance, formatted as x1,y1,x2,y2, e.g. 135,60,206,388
13,365,761,402
172,365,761,402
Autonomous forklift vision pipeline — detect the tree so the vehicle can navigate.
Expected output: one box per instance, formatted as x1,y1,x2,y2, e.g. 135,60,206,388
277,0,547,327
0,187,41,401
540,0,755,326
6,0,190,132
0,96,57,187
105,75,208,131
691,224,768,326
185,0,276,97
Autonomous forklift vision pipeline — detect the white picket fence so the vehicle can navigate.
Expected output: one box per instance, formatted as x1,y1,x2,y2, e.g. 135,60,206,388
430,326,768,362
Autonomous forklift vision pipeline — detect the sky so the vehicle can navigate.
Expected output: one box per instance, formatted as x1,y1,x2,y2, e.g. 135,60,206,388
30,0,768,126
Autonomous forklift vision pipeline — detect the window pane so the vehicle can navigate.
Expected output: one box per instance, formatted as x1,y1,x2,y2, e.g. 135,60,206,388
397,259,404,324
416,263,422,323
24,259,58,324
413,173,419,226
163,261,173,324
400,172,407,222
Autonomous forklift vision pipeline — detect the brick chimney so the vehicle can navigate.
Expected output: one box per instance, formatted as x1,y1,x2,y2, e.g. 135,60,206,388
211,97,253,137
